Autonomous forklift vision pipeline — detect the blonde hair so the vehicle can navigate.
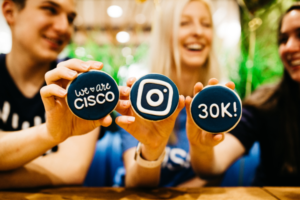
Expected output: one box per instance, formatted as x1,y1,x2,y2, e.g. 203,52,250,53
149,0,219,86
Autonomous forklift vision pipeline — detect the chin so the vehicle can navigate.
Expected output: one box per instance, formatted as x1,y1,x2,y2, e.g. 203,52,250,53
290,75,300,84
184,59,207,68
36,49,61,62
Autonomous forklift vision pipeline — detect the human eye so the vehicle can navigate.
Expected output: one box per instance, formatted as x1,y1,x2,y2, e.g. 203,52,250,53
201,20,211,28
68,15,75,25
279,34,288,44
297,31,300,40
42,6,58,15
181,20,190,26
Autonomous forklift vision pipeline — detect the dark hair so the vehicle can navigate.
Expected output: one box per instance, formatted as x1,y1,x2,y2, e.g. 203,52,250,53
12,0,26,9
277,2,300,45
244,3,300,177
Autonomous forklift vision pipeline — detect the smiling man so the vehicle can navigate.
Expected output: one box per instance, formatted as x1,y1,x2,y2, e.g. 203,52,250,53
0,0,108,189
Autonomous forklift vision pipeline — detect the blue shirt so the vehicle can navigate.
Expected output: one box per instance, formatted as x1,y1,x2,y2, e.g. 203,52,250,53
120,108,196,187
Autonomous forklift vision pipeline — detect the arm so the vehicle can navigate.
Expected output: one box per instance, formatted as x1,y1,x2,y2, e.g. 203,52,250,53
189,133,245,177
115,78,185,188
0,127,99,189
0,125,58,171
186,79,245,177
123,147,162,187
0,59,112,171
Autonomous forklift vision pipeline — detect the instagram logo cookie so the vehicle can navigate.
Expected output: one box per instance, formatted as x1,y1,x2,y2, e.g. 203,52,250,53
190,85,242,133
66,70,119,120
130,74,179,121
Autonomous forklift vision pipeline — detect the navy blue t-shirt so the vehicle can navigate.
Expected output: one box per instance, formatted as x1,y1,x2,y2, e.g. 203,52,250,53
120,108,196,187
0,54,63,154
230,107,300,186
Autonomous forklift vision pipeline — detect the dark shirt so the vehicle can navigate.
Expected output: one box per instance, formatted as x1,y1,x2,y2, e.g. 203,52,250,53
230,107,300,186
0,54,59,154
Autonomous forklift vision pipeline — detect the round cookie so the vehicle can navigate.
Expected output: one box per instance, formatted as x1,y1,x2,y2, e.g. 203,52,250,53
130,74,179,121
66,70,119,120
190,85,242,133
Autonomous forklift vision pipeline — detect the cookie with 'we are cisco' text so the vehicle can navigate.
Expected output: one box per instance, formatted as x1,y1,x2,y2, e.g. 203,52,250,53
190,85,242,133
130,74,179,121
66,70,119,120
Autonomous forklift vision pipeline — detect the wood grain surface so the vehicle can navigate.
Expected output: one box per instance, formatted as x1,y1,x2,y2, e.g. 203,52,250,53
0,187,284,200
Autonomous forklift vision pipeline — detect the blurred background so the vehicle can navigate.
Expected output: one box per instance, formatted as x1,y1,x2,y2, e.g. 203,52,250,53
0,0,298,187
0,0,297,99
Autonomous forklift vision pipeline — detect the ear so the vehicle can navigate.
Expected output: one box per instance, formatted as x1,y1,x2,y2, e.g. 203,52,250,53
2,0,18,26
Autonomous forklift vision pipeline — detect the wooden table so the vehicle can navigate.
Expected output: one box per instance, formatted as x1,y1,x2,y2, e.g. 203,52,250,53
0,187,299,200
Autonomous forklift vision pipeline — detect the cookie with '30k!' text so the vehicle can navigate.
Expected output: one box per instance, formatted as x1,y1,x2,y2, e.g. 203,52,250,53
190,85,242,133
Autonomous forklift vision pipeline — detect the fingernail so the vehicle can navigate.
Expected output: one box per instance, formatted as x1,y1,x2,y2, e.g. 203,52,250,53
127,116,135,123
60,89,67,96
129,77,134,82
68,70,77,77
81,63,90,70
92,62,102,69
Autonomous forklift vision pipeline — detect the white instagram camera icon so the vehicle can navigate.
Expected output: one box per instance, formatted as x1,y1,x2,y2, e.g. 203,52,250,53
137,79,173,116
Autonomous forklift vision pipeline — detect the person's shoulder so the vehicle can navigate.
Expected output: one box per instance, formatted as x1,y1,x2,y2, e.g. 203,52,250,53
243,84,278,112
248,84,277,101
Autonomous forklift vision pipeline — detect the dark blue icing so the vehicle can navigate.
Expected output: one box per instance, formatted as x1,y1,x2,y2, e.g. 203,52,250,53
66,70,119,120
130,74,179,121
191,85,242,133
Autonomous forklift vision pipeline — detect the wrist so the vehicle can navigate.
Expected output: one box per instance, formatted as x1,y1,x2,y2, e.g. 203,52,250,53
141,142,167,161
39,124,63,145
135,142,166,168
189,141,214,153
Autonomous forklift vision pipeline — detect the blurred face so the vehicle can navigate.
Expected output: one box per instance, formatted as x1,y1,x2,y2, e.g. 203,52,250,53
12,0,76,61
279,10,300,83
178,0,213,68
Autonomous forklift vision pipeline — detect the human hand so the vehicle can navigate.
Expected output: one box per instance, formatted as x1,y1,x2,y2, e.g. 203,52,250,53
115,77,185,161
40,59,113,144
185,78,235,150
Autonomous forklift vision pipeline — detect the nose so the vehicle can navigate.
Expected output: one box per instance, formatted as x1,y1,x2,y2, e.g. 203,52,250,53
53,14,72,35
285,36,300,53
193,21,204,36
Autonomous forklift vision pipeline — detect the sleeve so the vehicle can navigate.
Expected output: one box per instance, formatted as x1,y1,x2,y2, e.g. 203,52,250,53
229,107,259,154
120,127,139,153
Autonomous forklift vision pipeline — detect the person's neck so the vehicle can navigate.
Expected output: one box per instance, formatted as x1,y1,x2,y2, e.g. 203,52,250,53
171,65,202,97
6,47,52,98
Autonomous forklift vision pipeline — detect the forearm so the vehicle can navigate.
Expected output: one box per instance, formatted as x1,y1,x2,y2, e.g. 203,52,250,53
0,162,57,190
0,129,98,189
189,133,245,178
124,144,166,188
0,156,82,190
126,162,161,188
189,143,224,178
0,124,58,171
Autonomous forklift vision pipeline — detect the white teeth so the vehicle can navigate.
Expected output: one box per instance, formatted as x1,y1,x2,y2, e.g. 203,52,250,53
186,44,203,50
291,59,300,66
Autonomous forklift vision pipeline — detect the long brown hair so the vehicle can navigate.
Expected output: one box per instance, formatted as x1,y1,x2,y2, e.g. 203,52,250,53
244,3,300,175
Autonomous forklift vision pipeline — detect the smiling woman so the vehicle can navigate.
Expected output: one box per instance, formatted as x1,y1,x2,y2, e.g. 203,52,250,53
117,0,225,188
189,2,300,187
149,0,219,96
